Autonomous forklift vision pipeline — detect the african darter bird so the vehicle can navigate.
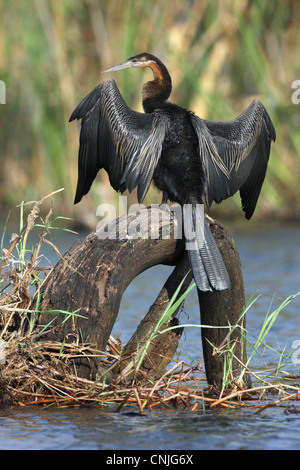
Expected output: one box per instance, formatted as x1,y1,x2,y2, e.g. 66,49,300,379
69,52,276,292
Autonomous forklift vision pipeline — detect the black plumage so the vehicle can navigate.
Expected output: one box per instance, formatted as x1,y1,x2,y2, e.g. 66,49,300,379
70,52,276,292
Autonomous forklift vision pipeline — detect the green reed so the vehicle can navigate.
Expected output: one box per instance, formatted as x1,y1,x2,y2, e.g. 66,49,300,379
0,0,299,220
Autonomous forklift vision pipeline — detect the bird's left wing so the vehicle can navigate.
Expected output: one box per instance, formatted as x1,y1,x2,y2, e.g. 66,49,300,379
191,99,276,219
69,79,170,204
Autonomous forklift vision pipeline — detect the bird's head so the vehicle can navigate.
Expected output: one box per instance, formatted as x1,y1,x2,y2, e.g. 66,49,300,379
102,53,172,112
102,52,161,73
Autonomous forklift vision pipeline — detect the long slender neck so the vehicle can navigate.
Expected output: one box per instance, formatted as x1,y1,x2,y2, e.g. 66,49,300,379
142,58,172,113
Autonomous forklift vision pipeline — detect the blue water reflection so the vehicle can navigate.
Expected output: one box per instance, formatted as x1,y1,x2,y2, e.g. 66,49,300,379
0,225,299,450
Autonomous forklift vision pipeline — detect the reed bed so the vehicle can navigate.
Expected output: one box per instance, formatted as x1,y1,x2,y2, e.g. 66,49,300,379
1,0,300,220
0,194,299,414
1,331,299,414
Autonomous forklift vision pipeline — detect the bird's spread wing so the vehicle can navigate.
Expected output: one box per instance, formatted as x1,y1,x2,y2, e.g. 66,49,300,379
69,79,170,204
191,99,276,219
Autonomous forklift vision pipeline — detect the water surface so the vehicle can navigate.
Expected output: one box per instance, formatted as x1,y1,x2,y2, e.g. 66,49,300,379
0,225,299,450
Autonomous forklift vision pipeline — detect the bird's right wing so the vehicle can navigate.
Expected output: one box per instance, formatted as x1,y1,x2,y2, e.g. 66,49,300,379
69,79,170,204
191,99,276,219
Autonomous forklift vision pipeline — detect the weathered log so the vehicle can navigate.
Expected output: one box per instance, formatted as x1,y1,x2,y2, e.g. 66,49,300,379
197,215,251,390
112,253,192,383
37,207,184,378
37,206,250,390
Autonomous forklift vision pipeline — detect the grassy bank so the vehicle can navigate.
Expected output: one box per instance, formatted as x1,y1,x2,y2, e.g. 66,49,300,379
0,194,299,412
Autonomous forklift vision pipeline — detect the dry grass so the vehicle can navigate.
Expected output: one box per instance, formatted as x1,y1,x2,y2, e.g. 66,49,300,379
1,331,299,414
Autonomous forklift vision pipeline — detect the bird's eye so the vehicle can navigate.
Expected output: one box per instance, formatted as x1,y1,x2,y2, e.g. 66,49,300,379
131,57,140,67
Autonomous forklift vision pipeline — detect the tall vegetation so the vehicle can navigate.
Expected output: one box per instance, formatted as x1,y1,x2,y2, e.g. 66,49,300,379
0,0,299,221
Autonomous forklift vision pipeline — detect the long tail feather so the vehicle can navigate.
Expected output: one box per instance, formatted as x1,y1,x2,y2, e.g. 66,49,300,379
183,204,230,291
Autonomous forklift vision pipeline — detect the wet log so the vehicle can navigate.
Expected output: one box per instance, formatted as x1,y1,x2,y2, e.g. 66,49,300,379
37,206,250,390
198,216,251,390
112,253,192,383
37,207,184,379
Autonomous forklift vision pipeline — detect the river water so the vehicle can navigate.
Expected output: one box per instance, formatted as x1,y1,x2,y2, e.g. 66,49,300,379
0,224,299,450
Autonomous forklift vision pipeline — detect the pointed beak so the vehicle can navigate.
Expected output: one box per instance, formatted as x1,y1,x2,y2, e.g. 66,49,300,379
101,59,134,74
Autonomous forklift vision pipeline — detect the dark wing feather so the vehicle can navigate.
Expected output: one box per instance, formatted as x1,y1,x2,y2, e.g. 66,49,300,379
191,99,276,219
69,79,169,204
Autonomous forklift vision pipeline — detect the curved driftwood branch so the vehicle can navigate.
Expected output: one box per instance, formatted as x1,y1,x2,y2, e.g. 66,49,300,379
112,253,192,384
37,207,184,378
198,216,251,389
37,206,250,390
